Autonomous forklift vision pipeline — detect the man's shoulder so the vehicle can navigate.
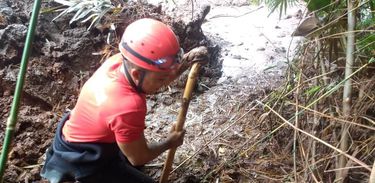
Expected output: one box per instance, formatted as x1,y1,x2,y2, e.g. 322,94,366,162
116,92,146,113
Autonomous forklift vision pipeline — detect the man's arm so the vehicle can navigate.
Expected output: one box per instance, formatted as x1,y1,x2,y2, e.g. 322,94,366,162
117,126,185,166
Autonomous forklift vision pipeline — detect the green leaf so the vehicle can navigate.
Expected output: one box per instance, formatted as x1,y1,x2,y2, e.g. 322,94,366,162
304,0,331,12
369,57,375,63
305,85,321,96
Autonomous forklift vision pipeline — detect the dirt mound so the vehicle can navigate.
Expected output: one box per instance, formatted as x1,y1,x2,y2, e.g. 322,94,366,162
0,1,219,182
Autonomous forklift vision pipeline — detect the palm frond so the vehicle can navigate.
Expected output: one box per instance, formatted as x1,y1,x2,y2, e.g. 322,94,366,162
52,0,115,30
262,0,298,18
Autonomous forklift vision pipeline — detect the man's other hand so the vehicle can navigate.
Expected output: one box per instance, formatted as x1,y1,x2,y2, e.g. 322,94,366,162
167,123,186,149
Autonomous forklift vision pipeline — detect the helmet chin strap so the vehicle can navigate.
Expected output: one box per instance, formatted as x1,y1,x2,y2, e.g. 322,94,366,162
122,60,146,94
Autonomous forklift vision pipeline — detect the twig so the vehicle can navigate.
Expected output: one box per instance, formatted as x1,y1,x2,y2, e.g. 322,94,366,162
324,165,369,173
190,0,194,21
209,6,264,19
286,102,375,131
304,30,375,45
170,101,260,173
302,70,337,83
258,101,372,172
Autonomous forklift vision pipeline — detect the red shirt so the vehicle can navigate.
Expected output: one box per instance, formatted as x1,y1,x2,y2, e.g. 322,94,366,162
62,53,146,143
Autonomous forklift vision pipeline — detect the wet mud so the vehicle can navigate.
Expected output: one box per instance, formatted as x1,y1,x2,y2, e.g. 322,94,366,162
0,0,218,182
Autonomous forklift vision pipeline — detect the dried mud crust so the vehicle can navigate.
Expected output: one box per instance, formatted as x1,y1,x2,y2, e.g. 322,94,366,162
0,1,219,182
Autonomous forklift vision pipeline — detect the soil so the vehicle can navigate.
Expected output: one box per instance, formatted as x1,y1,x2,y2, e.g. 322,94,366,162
0,0,304,182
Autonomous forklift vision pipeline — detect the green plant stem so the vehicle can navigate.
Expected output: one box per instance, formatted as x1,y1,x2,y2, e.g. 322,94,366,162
0,0,42,181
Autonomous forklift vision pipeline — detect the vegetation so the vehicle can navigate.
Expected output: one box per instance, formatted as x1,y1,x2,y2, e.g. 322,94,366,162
48,0,116,30
247,0,375,182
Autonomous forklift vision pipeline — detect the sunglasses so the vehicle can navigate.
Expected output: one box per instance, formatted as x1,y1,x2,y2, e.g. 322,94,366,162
153,48,184,70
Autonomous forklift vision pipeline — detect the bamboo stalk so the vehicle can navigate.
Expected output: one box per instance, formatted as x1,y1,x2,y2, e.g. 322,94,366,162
159,63,201,183
0,0,42,182
337,0,356,182
293,70,302,182
370,160,375,183
311,37,320,173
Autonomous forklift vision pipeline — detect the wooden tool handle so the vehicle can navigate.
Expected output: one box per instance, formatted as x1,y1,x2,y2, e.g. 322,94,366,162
159,63,201,183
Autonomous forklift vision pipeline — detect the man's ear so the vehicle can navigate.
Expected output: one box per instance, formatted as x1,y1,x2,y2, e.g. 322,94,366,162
130,68,141,84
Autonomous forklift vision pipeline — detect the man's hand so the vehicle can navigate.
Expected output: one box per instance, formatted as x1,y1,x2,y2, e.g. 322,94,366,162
166,123,186,149
167,46,209,85
181,46,209,69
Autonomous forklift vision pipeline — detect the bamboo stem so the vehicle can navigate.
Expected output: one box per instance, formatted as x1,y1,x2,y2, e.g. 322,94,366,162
370,160,375,183
0,0,42,182
311,37,320,173
293,70,302,182
159,63,201,183
337,0,356,181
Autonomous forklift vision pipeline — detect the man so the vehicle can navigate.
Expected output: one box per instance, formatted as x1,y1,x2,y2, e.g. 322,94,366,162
41,18,208,183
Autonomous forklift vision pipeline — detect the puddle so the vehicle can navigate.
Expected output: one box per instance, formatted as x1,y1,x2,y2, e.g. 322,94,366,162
149,0,303,85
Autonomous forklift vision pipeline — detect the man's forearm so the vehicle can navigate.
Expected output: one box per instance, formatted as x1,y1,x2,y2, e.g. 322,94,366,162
142,139,171,164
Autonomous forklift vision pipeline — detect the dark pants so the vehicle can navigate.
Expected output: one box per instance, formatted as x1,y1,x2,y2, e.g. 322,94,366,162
41,113,154,183
78,157,154,183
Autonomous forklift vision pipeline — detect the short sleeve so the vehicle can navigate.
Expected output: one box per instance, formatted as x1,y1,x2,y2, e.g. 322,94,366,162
109,111,146,143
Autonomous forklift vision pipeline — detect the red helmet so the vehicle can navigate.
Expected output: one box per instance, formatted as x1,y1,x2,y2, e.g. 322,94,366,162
119,18,183,72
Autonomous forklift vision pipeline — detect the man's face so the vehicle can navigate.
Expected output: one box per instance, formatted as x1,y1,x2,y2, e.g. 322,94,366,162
141,71,172,94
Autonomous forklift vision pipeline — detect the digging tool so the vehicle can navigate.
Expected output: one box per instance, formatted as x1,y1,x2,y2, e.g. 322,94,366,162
0,0,42,182
159,62,201,183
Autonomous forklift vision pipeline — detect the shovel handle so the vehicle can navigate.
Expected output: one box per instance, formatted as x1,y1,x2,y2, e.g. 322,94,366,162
159,63,201,183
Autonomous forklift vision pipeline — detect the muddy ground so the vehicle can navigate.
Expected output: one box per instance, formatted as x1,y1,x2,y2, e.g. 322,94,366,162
0,0,304,182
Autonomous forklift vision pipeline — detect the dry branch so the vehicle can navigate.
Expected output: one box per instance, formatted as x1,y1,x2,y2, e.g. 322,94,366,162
258,101,371,172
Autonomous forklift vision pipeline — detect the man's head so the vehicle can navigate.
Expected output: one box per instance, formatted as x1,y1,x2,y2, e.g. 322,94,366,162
119,18,183,94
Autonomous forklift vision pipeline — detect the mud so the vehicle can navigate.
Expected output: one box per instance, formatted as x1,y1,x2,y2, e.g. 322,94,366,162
141,1,306,182
0,0,220,182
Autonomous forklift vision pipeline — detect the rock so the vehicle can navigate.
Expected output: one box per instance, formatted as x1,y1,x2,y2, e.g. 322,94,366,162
232,54,242,59
292,15,320,37
0,1,14,29
277,33,286,38
294,9,303,19
0,24,27,63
